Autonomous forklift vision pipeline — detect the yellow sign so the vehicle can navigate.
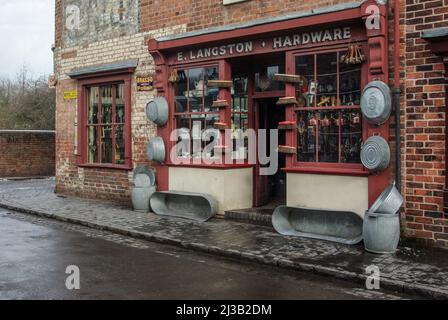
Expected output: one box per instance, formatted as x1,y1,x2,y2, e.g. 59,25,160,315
136,75,154,92
64,90,78,100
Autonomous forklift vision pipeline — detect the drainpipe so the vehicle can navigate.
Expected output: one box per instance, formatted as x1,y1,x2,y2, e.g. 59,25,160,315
393,0,402,192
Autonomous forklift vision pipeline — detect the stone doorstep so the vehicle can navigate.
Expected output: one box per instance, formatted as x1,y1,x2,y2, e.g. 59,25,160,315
0,200,447,300
224,210,273,227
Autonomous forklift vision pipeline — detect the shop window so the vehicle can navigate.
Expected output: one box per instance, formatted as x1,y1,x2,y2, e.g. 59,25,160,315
231,74,249,160
295,52,362,164
255,61,285,92
174,66,220,159
86,83,127,166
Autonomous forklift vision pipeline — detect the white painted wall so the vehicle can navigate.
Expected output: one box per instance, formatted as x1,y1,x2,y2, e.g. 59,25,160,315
169,167,253,214
287,173,369,217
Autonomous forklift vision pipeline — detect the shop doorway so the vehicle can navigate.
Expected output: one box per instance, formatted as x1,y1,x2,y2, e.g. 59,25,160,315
254,98,286,208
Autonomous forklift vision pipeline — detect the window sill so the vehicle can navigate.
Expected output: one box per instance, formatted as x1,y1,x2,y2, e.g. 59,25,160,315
283,166,369,177
77,163,133,171
167,162,254,170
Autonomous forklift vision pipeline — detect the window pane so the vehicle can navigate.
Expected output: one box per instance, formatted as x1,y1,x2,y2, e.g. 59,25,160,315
174,70,188,113
100,126,113,164
297,112,317,162
255,62,285,92
87,126,98,163
88,87,99,124
116,84,125,123
204,67,219,112
341,110,362,163
318,110,339,163
101,86,113,124
115,125,125,165
316,53,338,108
340,60,361,106
295,55,315,107
188,68,204,112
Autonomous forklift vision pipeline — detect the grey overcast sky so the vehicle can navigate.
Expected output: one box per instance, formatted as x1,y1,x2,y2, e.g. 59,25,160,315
0,0,55,79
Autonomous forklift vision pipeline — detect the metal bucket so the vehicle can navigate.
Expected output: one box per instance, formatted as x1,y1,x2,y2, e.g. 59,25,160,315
361,80,392,125
369,182,403,215
146,97,169,126
272,206,363,245
132,186,157,213
363,211,400,254
361,136,390,172
133,166,156,187
147,137,166,163
150,191,218,222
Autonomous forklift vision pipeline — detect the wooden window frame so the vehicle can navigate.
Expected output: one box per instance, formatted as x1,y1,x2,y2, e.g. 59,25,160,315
284,45,369,176
76,73,132,170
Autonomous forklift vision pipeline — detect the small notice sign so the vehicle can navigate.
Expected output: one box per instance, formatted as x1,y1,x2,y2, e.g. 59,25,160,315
136,75,154,92
64,90,78,100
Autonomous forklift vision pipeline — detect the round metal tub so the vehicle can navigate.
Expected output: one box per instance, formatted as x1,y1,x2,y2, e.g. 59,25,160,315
146,97,169,126
361,136,390,172
363,211,400,254
369,182,403,215
147,137,166,163
361,80,392,125
150,191,218,222
133,166,156,187
272,206,363,245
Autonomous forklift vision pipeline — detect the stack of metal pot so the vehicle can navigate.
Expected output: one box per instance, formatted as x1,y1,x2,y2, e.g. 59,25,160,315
363,182,404,254
132,166,157,213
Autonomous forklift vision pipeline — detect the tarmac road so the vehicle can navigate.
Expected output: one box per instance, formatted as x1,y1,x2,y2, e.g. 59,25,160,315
0,209,412,300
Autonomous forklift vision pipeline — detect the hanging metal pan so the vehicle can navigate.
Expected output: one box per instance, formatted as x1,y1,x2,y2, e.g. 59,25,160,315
361,135,391,172
146,96,169,126
361,81,392,125
147,137,166,163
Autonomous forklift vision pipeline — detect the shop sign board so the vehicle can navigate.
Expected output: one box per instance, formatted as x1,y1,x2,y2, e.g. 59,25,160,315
176,27,353,63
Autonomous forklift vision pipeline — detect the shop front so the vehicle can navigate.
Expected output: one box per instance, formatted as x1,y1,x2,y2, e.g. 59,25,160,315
148,0,390,216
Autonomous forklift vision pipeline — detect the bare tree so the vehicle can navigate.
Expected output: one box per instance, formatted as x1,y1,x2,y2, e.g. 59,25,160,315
0,67,55,130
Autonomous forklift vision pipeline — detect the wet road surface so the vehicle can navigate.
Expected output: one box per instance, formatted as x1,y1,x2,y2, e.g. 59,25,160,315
0,209,413,300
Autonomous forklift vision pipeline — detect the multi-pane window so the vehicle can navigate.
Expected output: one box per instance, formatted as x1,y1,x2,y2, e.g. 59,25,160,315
174,66,220,159
87,84,126,165
231,74,249,160
295,52,362,164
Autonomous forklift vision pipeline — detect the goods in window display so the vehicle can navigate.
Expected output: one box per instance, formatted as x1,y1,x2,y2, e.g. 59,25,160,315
168,69,180,83
341,45,365,65
361,80,392,125
318,96,331,107
185,79,208,98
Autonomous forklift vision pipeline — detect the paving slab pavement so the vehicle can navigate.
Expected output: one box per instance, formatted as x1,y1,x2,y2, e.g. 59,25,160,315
0,178,447,299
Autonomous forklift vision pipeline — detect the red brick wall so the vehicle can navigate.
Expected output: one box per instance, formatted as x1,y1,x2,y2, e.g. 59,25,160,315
0,131,55,178
403,0,448,247
140,0,357,33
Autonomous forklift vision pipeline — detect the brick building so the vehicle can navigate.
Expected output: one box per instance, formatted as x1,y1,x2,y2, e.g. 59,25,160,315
53,0,448,248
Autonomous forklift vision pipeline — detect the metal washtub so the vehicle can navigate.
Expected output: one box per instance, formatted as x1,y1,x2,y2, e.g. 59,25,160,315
272,206,364,245
150,191,218,222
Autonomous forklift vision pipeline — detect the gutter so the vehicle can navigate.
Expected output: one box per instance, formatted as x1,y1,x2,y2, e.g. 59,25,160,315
393,0,402,192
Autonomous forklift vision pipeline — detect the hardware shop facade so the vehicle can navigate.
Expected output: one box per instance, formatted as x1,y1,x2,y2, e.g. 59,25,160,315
54,0,448,248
